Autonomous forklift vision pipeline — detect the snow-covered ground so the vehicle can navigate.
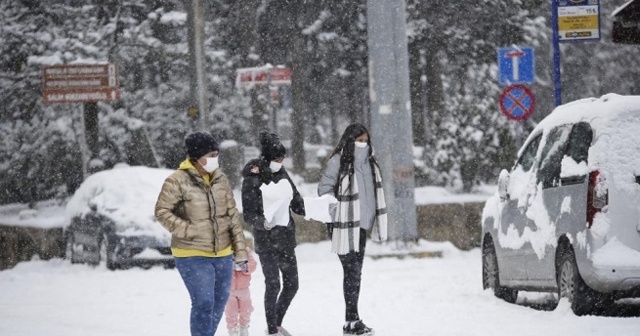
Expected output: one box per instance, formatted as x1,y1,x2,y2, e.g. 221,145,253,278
1,240,639,336
1,168,637,334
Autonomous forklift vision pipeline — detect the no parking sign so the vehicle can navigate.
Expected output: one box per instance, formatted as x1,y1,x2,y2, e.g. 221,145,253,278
499,85,535,121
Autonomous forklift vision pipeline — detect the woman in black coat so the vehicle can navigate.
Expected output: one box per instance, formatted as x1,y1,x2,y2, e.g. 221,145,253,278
241,132,305,336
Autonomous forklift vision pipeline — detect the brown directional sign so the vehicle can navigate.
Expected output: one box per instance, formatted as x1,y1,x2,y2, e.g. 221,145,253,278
44,88,121,104
45,76,113,89
42,64,121,103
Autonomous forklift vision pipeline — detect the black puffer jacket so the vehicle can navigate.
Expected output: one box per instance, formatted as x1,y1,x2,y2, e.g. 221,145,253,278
241,158,305,253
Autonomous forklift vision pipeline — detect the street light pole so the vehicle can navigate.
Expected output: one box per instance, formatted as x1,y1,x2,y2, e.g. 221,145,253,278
551,0,562,107
367,0,418,242
187,0,208,130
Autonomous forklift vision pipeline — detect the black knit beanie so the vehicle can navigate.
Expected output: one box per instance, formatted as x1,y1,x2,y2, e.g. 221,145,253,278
185,131,219,160
259,132,286,161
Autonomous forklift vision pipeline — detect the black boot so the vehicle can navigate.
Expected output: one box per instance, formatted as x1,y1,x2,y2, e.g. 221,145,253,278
343,320,374,336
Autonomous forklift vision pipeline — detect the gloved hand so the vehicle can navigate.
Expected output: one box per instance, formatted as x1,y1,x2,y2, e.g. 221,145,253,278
329,202,338,221
326,195,338,205
235,261,248,272
320,194,339,222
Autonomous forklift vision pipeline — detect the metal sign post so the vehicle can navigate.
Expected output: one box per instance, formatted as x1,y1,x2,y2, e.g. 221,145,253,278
367,0,418,242
236,65,292,135
552,0,563,107
496,47,535,149
42,64,120,103
186,0,208,131
42,63,121,176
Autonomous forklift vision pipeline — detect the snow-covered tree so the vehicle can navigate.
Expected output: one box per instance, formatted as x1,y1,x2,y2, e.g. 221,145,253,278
0,0,637,204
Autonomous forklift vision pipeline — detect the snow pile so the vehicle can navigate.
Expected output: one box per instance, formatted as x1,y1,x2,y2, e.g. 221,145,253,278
64,164,173,239
414,185,495,205
508,165,538,208
159,11,186,25
0,200,66,229
560,156,588,178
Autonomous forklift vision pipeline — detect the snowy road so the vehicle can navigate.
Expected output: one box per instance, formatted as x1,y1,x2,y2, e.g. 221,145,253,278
1,240,639,336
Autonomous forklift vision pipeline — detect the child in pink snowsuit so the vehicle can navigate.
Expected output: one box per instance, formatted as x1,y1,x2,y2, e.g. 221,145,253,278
225,246,257,336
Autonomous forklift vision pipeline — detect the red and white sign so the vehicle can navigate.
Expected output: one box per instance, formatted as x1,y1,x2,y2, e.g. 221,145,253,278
499,84,535,121
505,50,525,82
236,66,291,87
44,88,121,104
42,64,120,103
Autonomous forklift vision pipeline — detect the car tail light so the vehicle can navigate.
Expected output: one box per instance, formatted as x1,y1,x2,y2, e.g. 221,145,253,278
586,170,608,228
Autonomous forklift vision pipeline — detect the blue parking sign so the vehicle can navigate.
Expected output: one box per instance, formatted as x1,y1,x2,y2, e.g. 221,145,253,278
498,47,535,85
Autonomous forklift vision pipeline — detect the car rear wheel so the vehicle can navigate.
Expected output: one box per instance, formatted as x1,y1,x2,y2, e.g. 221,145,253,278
557,246,612,315
98,233,119,271
65,233,78,264
483,238,518,303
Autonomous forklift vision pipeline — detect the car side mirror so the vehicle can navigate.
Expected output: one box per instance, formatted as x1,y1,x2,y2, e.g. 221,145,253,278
498,169,510,200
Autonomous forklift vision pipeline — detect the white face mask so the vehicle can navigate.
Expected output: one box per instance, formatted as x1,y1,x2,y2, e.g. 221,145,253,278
269,161,283,172
202,157,219,173
354,141,368,149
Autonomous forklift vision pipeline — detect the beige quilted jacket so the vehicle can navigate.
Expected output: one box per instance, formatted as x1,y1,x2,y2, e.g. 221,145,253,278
154,163,247,262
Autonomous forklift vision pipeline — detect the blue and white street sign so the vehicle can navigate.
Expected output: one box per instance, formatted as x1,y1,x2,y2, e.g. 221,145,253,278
497,47,535,86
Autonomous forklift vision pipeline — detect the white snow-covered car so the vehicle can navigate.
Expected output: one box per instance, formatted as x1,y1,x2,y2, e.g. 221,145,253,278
482,94,640,315
64,165,173,270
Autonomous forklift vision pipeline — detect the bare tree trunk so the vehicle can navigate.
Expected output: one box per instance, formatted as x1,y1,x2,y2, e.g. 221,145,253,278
409,39,427,147
251,86,269,137
425,47,445,135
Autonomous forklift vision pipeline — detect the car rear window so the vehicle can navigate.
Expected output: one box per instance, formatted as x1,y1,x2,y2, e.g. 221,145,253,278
537,125,572,188
566,122,593,164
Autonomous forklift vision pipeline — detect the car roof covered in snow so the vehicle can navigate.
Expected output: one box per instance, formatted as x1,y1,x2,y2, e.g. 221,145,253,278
520,94,640,155
65,164,173,238
518,94,640,192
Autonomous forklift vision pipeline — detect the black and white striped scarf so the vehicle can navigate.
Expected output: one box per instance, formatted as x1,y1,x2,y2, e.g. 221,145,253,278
331,162,387,255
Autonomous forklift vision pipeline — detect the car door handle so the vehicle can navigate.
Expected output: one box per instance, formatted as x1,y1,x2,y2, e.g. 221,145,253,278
560,175,586,186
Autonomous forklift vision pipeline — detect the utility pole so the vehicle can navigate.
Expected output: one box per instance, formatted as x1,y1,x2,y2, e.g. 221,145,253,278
367,0,418,242
186,0,208,130
551,0,562,107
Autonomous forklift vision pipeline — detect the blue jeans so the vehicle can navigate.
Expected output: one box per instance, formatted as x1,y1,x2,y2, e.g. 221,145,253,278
175,256,233,336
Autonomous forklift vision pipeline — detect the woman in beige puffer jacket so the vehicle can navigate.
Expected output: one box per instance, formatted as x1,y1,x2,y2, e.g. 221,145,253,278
155,131,247,336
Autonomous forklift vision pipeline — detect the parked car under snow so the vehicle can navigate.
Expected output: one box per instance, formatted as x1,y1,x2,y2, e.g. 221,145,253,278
482,94,640,315
64,165,174,270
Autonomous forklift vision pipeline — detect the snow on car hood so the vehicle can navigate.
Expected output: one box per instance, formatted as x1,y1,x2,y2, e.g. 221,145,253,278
65,164,173,240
